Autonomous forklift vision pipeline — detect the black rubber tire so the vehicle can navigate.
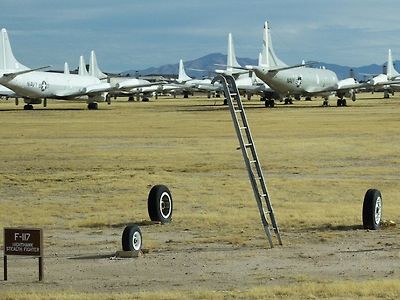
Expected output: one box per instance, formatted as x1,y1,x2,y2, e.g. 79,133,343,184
362,189,382,230
122,224,142,251
269,100,275,108
148,185,173,223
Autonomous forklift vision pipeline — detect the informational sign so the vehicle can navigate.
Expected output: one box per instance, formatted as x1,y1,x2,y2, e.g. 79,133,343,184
4,228,42,256
3,227,43,281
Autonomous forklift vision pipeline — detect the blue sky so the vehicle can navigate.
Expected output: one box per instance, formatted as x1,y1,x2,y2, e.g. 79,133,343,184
2,0,400,72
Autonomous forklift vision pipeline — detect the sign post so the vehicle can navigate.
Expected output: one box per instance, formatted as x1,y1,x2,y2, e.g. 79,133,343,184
3,228,43,281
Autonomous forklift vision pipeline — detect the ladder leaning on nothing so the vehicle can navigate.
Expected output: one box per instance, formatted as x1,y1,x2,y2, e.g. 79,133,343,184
211,74,282,248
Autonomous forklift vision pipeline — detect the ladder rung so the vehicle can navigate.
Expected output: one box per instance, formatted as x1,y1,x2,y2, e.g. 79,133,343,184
219,74,280,248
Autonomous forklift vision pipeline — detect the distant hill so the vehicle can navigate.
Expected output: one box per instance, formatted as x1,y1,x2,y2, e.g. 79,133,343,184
122,53,257,79
123,53,396,81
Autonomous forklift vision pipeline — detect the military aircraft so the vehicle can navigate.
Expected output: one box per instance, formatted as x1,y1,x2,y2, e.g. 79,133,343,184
369,49,400,98
221,33,278,102
239,21,361,107
86,50,167,102
175,59,222,98
0,28,113,110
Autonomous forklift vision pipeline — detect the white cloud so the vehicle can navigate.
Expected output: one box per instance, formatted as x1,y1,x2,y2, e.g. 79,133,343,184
1,0,400,71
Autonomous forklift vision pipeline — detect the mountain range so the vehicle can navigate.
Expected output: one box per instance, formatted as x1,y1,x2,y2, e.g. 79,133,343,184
123,52,395,81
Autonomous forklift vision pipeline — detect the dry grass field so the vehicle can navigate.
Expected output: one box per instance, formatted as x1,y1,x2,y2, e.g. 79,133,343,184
0,94,399,299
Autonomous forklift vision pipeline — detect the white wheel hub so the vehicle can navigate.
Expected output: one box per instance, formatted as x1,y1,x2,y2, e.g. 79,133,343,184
132,231,142,251
375,196,382,225
159,191,172,219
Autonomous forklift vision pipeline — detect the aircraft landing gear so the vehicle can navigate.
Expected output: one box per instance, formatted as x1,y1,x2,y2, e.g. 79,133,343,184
284,98,293,105
88,102,98,110
384,90,390,99
337,98,347,107
23,104,34,110
264,99,275,108
322,99,329,106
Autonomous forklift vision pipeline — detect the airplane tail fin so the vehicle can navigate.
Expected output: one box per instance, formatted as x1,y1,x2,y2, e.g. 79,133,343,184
260,21,287,68
226,33,242,73
64,62,70,74
78,56,89,76
386,49,400,80
89,50,108,80
177,59,192,83
0,28,29,72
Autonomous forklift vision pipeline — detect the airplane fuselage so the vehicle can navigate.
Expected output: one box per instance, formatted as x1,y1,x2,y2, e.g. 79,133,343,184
0,71,100,99
254,67,338,96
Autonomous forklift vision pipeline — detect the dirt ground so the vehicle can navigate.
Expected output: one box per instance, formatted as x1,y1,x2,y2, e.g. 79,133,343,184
2,225,399,293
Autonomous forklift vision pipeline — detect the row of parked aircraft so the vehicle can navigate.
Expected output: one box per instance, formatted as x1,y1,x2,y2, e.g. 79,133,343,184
0,21,399,110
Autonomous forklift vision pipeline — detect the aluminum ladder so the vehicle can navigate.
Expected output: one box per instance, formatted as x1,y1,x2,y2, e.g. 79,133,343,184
212,74,282,248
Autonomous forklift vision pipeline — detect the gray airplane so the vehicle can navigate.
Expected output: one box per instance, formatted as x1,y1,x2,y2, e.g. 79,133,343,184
242,21,361,107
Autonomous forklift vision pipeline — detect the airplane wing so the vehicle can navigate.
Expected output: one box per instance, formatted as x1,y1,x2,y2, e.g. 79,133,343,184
54,82,113,98
115,81,165,90
0,85,17,97
216,63,314,73
1,66,51,79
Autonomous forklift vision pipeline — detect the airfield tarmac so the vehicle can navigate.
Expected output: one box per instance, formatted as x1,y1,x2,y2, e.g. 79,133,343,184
0,95,399,298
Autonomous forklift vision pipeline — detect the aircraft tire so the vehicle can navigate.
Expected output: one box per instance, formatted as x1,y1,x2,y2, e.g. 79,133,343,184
148,185,173,224
88,102,98,110
122,224,142,251
142,98,149,102
362,189,382,230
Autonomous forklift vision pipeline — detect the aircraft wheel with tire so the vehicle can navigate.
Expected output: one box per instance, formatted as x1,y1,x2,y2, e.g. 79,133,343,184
362,189,382,230
88,102,98,110
148,185,173,223
122,224,142,251
269,100,275,107
23,104,33,110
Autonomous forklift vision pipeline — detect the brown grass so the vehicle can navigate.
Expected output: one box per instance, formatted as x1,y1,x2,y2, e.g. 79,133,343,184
0,95,399,298
1,279,400,299
0,95,399,245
